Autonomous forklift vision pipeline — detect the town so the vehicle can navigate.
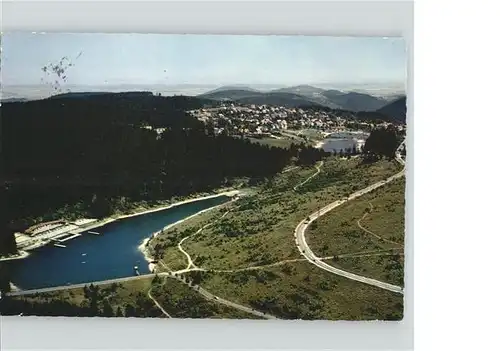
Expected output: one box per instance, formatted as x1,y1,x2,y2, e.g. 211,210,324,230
191,102,402,133
187,102,405,152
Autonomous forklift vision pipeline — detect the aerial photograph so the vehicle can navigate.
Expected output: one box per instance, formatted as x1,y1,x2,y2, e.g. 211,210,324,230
0,34,407,320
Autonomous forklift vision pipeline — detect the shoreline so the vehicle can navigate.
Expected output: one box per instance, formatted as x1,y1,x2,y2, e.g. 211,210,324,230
8,190,241,292
314,140,325,149
117,189,240,221
10,282,21,292
9,189,241,263
0,250,30,262
137,196,240,273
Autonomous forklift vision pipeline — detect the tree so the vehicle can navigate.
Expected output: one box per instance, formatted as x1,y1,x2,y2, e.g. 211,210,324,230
124,303,136,317
89,194,112,218
83,285,90,299
102,300,114,317
116,306,124,317
2,93,300,256
363,125,399,158
152,274,161,285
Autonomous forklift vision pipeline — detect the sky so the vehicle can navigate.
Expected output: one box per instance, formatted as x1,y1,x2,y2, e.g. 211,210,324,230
1,33,406,88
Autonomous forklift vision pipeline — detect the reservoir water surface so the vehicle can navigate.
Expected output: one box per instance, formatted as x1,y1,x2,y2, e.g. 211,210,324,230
9,195,230,290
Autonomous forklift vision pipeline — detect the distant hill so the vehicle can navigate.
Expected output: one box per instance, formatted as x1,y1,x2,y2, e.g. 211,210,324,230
3,93,217,129
271,85,325,96
320,89,345,98
271,87,389,112
199,85,402,112
236,92,323,108
198,89,322,108
384,93,406,102
201,85,260,95
48,91,153,100
198,89,263,101
321,91,387,112
376,97,407,123
270,86,343,109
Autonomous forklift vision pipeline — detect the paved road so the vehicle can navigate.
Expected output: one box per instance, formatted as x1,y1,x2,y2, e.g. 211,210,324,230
294,141,406,295
7,274,156,297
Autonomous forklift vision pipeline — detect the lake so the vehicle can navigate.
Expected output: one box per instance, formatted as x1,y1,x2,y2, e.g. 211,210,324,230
9,195,230,290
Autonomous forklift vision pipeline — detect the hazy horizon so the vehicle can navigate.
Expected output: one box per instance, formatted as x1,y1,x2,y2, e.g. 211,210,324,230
2,33,406,97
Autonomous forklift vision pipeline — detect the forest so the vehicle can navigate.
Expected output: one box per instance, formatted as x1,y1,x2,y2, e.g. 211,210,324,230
0,93,328,259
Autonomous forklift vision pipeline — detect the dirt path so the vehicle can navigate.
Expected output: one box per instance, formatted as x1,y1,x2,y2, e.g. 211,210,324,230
357,202,404,247
293,161,324,191
147,287,172,318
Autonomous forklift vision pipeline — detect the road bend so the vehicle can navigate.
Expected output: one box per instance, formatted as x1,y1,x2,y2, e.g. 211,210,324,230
295,142,406,295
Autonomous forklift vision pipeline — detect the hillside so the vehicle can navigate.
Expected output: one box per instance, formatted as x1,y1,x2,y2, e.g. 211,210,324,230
199,86,397,113
320,89,345,98
376,97,407,123
235,92,323,108
200,85,260,96
1,93,329,258
271,85,325,96
198,89,263,101
198,89,323,108
321,91,387,112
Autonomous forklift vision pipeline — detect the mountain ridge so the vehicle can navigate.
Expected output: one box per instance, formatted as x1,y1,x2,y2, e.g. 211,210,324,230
198,85,398,113
376,96,407,123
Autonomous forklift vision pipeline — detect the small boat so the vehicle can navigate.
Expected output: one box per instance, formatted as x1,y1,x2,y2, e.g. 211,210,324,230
82,253,87,256
134,265,140,276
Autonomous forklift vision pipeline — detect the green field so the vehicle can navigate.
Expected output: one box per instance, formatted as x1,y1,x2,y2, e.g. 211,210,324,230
153,157,401,271
150,276,262,319
17,277,161,317
188,262,403,320
246,137,298,149
306,177,405,286
14,275,260,319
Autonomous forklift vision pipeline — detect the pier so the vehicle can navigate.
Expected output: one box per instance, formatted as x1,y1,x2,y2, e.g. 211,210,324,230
58,232,82,242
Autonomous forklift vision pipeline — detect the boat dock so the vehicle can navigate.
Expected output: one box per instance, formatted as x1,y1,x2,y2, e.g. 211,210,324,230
58,232,82,242
15,218,104,253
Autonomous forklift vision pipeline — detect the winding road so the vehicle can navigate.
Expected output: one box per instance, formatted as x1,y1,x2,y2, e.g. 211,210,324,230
8,142,406,316
294,141,406,295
